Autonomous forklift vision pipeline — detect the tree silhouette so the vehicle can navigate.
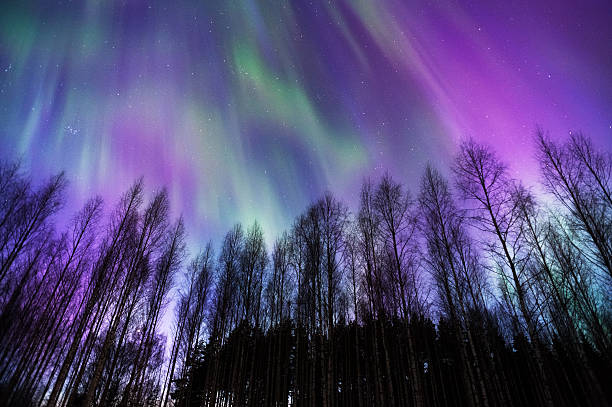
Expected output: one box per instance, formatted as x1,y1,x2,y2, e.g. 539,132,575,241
0,130,610,407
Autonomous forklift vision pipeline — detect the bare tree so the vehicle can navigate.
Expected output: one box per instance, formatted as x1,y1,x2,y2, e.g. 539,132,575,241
317,192,348,407
536,131,612,279
239,221,268,328
453,139,554,407
120,217,185,406
419,165,490,407
0,171,66,286
373,173,421,318
267,232,294,327
80,188,170,407
356,179,394,406
46,179,143,407
373,173,423,407
1,196,102,405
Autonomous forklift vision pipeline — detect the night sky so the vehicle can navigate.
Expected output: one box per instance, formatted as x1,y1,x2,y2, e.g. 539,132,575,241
1,0,611,246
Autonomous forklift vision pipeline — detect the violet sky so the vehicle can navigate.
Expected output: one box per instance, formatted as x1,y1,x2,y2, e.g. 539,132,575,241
1,0,611,246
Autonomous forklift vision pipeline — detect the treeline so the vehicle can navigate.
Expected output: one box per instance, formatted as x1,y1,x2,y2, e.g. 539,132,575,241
0,130,610,407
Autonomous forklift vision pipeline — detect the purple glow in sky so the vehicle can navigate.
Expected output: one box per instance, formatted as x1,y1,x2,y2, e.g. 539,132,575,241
1,0,611,245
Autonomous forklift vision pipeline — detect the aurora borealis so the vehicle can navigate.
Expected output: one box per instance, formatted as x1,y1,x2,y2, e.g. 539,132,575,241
1,0,611,245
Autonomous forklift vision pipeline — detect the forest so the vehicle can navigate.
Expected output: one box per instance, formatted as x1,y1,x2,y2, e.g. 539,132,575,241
0,130,610,407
